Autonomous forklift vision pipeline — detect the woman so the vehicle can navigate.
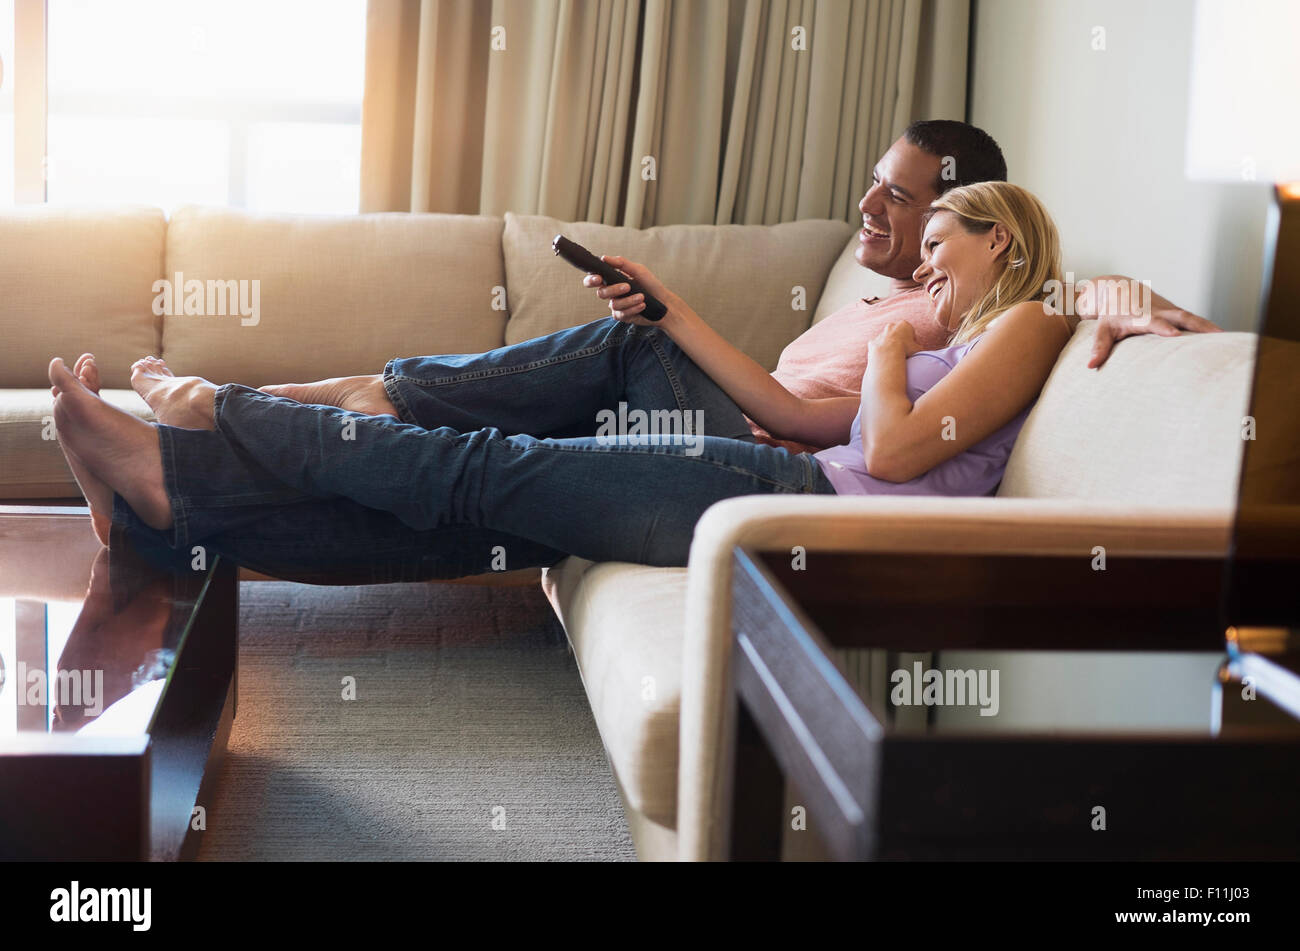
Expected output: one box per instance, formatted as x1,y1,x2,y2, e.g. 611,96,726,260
49,182,1071,582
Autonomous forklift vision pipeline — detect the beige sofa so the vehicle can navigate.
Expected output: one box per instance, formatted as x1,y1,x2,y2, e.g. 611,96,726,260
0,206,1256,861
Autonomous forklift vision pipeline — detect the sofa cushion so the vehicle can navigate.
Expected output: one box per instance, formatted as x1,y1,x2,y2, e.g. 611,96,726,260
0,206,164,389
1000,322,1255,506
542,557,687,828
811,233,903,325
502,214,853,370
160,207,510,386
0,389,153,497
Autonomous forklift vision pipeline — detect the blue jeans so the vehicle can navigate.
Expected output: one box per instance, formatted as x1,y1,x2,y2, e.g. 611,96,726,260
381,317,759,440
114,318,837,582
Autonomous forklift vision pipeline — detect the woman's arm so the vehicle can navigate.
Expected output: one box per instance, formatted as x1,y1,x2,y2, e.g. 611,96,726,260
861,301,1070,482
588,255,860,445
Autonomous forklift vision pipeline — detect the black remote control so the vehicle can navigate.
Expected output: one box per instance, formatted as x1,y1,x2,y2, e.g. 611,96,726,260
552,234,668,321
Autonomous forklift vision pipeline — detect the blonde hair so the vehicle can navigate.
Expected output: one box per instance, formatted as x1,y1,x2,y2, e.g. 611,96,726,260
928,181,1063,344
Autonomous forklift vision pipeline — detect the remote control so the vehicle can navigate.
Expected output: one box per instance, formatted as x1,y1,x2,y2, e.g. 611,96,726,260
552,234,668,321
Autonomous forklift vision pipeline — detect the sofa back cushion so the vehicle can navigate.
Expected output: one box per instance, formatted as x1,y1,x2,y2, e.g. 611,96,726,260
811,234,904,325
0,206,163,388
502,214,853,370
160,207,509,386
999,322,1256,507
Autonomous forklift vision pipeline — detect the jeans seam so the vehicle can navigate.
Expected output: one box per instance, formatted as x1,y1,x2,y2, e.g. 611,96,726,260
212,383,235,436
504,438,806,493
388,329,631,388
188,491,311,506
157,423,189,549
645,329,690,415
800,452,817,493
411,424,804,492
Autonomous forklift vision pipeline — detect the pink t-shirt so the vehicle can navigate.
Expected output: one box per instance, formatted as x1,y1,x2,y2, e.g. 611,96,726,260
749,286,951,453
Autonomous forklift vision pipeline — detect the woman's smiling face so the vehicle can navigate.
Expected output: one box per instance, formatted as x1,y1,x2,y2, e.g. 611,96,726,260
912,210,1010,332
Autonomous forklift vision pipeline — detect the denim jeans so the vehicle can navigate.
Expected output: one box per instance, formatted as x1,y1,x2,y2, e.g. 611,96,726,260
114,318,837,581
382,317,759,440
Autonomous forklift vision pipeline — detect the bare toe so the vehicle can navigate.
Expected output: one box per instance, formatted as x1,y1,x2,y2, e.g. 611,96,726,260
77,354,101,394
49,356,76,389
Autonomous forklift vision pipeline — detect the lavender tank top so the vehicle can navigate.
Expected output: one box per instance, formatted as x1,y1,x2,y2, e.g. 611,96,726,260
812,337,1031,497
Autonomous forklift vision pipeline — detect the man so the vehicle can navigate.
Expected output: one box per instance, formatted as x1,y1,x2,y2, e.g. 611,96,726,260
122,120,1217,453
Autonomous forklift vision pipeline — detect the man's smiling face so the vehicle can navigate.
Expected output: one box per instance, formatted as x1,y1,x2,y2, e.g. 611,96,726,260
855,137,944,283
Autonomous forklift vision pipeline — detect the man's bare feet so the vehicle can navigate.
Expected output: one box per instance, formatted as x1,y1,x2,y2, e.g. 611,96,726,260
50,357,173,532
54,353,113,545
259,374,398,418
130,356,217,430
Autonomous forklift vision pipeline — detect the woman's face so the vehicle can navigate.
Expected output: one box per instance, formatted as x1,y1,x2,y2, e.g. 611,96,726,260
912,210,1010,331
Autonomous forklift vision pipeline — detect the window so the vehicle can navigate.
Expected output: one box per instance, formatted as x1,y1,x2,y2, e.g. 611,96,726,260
5,0,367,213
0,0,17,205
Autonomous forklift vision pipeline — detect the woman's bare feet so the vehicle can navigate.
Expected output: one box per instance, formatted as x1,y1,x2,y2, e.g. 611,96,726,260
55,353,113,545
50,357,173,532
130,356,217,430
259,374,398,418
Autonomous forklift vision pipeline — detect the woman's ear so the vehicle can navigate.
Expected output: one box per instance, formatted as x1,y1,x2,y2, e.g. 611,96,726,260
989,223,1012,256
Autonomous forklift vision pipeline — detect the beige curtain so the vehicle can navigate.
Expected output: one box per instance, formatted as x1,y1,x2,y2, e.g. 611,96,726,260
361,0,969,225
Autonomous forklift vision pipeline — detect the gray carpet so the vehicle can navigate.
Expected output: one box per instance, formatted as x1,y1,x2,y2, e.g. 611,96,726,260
195,580,637,861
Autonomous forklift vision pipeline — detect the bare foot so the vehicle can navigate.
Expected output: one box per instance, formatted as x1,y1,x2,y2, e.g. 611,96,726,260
259,374,398,418
54,353,113,545
50,357,173,531
129,356,217,430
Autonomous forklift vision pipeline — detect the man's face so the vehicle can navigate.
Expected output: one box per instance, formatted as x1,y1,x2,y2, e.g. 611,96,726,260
855,137,943,282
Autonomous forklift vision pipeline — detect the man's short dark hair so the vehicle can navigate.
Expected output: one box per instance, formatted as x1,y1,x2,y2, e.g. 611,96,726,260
903,119,1007,195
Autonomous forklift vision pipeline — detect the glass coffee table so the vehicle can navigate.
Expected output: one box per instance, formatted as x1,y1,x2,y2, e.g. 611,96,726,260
727,547,1300,861
0,506,237,860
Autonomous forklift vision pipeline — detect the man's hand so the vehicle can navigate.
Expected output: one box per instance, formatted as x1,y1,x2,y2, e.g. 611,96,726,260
1077,274,1221,368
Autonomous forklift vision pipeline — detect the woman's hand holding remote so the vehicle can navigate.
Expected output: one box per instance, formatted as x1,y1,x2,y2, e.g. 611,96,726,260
584,255,687,328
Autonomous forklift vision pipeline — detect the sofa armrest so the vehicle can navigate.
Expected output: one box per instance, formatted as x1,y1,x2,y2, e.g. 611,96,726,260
676,495,1234,861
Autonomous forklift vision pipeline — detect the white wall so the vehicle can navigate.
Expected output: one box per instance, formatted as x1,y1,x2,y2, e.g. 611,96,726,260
969,0,1271,331
957,1,1257,732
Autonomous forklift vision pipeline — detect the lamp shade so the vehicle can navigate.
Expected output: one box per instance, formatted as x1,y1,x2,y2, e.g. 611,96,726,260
1185,0,1300,183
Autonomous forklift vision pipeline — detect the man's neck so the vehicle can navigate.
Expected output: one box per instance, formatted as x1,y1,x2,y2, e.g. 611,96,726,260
885,276,922,298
